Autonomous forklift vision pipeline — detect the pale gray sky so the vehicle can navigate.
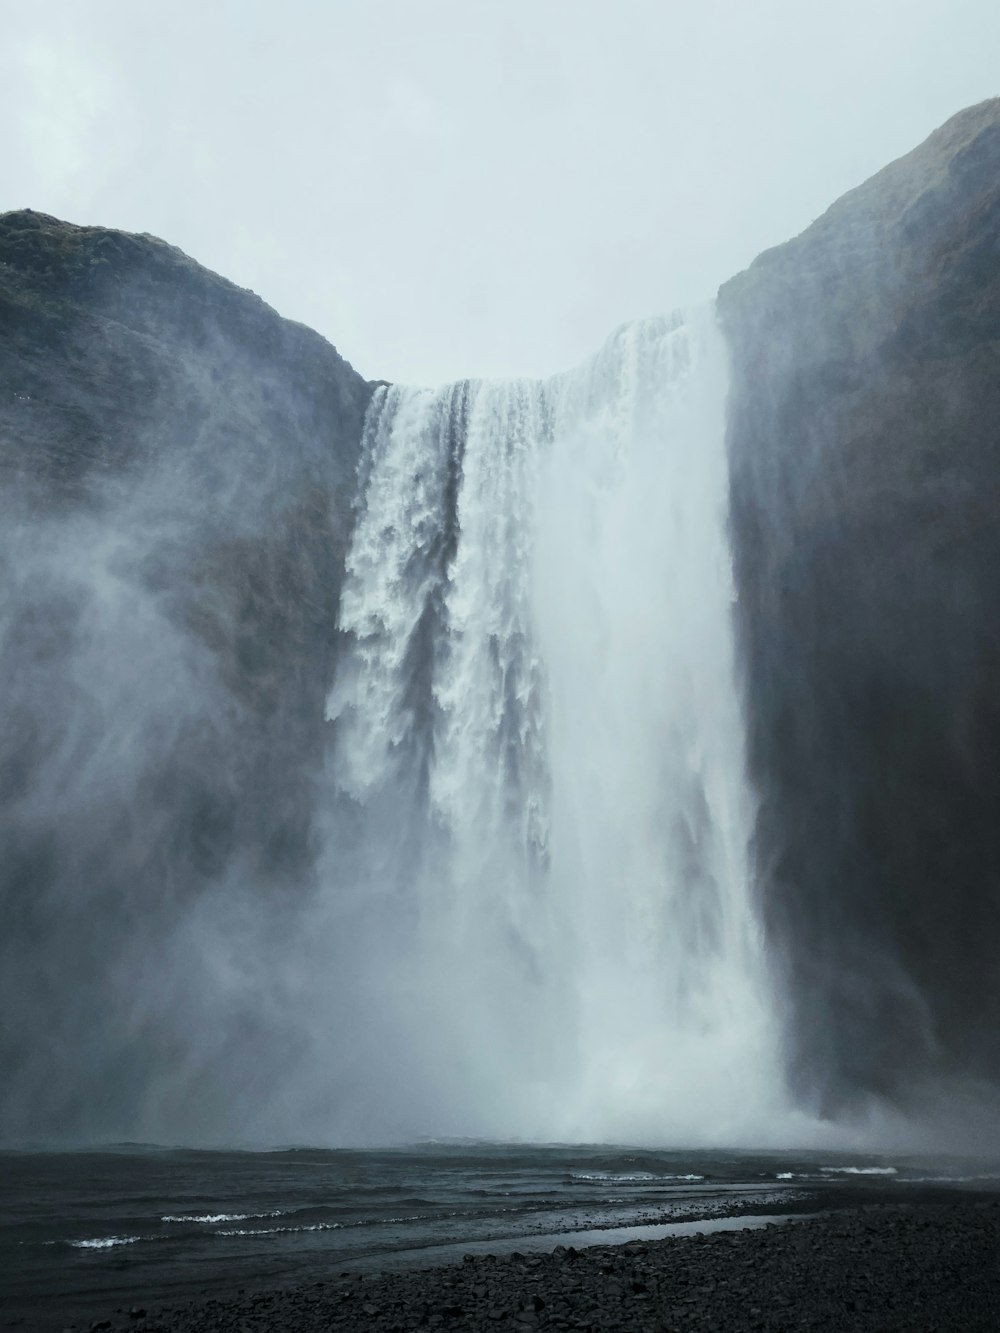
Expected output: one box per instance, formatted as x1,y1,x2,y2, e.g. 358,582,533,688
2,0,997,384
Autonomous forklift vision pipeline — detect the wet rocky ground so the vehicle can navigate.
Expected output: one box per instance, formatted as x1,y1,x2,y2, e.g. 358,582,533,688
38,1200,1000,1333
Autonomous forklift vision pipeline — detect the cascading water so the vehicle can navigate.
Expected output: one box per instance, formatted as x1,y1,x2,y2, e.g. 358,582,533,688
321,305,790,1144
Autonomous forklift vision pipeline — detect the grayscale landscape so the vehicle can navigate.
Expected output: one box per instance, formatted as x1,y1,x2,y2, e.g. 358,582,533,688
2,4,999,1329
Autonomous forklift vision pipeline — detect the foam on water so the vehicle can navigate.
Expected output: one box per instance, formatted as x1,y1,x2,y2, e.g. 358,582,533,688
217,1223,344,1237
69,1236,141,1250
820,1166,898,1176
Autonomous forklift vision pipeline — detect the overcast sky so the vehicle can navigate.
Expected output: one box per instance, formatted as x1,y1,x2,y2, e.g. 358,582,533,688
2,1,997,384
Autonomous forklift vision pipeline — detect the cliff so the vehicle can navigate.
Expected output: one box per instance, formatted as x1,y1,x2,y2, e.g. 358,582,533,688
0,210,372,1136
4,95,1000,1137
719,99,1000,1112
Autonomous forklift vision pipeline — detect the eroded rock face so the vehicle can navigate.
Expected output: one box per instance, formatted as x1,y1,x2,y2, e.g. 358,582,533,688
0,211,372,1138
719,100,1000,1111
4,96,999,1137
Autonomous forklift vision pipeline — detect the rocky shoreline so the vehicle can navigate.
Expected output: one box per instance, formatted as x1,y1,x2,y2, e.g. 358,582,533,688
35,1200,1000,1333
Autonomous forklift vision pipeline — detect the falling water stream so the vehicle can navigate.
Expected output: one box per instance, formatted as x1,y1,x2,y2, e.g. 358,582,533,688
322,306,788,1143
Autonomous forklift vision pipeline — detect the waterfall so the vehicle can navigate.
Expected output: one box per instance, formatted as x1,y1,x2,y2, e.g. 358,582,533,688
321,305,789,1144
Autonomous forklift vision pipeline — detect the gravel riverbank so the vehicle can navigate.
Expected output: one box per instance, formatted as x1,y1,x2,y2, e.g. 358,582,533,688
38,1199,1000,1333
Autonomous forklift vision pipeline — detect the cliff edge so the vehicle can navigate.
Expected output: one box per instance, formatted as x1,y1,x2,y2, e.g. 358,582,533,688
719,99,1000,1112
0,210,372,1137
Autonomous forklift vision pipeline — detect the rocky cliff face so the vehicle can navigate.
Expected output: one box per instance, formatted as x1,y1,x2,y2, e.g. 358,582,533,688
0,211,372,1137
4,98,999,1138
719,100,1000,1113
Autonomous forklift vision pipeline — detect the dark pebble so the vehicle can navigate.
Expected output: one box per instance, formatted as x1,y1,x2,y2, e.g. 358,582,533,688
47,1202,1000,1333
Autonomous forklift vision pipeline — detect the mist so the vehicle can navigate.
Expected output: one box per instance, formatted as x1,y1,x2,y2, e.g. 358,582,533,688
1,14,999,1161
0,227,368,1143
1,285,801,1147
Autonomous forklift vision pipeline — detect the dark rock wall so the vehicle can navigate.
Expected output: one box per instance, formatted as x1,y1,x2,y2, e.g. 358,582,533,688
719,100,1000,1111
5,95,1000,1136
0,211,372,1138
